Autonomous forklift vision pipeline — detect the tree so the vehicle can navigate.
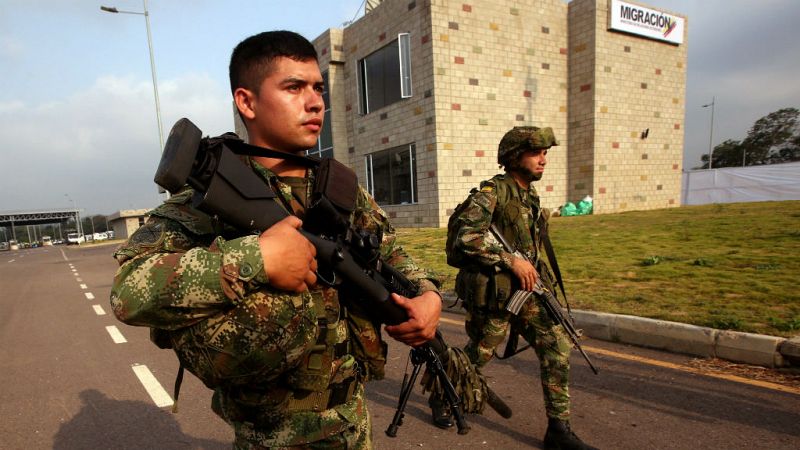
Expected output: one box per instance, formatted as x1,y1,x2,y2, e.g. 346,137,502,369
740,107,799,166
699,107,800,168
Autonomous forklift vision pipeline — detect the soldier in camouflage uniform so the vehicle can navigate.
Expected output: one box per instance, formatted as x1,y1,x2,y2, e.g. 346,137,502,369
111,31,442,449
435,126,596,450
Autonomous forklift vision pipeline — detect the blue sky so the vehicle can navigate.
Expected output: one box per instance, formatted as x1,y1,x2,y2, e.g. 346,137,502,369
2,0,799,215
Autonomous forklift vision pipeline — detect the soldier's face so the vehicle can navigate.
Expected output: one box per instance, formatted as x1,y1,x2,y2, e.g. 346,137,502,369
235,56,325,152
515,148,548,182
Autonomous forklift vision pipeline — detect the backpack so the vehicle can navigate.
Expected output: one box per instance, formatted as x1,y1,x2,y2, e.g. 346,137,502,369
445,188,478,269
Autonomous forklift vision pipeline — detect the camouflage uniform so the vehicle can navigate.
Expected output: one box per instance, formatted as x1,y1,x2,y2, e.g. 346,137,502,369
111,158,440,448
449,130,572,421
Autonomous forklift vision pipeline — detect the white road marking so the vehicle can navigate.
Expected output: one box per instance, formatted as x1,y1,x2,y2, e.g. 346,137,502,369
92,305,106,315
131,364,174,408
71,268,77,272
105,325,127,344
73,273,79,277
80,284,88,289
61,249,69,261
76,278,83,282
84,292,95,300
7,259,14,263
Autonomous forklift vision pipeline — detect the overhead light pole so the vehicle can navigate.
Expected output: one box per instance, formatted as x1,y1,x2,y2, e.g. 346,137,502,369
65,194,83,238
702,96,716,169
101,1,166,193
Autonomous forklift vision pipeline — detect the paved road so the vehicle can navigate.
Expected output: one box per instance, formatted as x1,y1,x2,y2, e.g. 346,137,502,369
1,245,798,449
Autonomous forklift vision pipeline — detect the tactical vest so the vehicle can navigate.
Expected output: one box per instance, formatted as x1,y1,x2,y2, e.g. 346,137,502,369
454,174,544,311
148,178,384,425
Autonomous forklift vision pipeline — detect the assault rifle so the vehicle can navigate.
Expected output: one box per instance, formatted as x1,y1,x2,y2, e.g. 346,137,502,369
154,118,511,435
489,224,599,375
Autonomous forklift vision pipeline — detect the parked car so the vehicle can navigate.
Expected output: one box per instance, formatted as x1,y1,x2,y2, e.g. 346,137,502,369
9,240,19,250
0,242,8,251
42,236,53,246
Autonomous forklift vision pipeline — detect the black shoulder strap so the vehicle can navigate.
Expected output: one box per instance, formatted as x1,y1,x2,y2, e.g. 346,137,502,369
226,139,321,168
539,218,571,313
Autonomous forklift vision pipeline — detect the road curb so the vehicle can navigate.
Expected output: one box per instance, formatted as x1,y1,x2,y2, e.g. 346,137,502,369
442,294,795,368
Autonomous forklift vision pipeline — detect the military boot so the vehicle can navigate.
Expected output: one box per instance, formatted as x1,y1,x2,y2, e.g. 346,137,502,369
543,418,597,450
428,397,454,429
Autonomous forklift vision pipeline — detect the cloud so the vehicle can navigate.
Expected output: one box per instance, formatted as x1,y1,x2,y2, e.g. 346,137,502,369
0,73,232,214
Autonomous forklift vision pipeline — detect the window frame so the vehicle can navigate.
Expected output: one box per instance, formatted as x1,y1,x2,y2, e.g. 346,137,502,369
357,33,412,115
364,143,417,206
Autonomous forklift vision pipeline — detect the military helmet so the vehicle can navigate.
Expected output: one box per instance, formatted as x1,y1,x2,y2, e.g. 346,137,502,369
497,126,558,168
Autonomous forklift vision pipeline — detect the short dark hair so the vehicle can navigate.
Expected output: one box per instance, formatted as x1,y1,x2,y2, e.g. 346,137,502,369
229,30,318,94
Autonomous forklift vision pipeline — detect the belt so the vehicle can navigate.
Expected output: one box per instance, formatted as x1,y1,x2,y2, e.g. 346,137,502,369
286,377,359,412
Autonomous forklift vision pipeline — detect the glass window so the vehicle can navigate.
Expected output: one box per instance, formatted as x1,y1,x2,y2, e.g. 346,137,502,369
358,33,412,114
308,71,333,159
365,144,417,205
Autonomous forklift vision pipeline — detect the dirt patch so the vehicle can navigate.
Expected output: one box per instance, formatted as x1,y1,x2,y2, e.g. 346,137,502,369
687,358,800,390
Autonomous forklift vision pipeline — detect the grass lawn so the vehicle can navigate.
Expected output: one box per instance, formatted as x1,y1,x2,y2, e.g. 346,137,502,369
396,200,800,338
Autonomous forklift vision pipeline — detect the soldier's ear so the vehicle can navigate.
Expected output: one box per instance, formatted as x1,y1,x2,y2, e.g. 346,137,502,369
234,88,257,121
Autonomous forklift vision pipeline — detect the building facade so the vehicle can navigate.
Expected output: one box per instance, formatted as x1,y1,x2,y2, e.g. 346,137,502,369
237,0,688,227
108,209,149,239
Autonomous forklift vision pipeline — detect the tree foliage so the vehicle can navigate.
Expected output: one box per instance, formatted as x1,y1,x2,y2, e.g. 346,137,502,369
699,107,800,169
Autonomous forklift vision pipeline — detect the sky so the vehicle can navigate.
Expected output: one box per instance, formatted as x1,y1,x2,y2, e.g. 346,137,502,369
2,0,799,216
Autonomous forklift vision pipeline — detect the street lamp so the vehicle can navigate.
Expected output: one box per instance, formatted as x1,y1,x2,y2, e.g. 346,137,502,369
65,194,83,238
702,96,716,169
101,1,166,191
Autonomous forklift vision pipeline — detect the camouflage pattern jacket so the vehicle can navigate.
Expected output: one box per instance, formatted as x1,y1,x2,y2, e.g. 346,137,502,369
110,158,440,445
450,173,547,311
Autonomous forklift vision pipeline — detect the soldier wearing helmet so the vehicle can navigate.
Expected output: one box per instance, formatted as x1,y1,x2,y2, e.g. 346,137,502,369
434,126,596,449
111,30,442,449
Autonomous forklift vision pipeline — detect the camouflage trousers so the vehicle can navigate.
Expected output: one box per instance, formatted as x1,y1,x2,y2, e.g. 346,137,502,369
230,384,371,450
464,298,572,421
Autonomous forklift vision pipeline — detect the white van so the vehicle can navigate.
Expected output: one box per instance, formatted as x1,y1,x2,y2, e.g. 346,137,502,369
42,236,53,246
66,232,85,245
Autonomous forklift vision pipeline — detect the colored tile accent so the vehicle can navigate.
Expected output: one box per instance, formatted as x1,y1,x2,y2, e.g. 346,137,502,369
422,35,430,44
654,111,661,118
379,32,386,41
380,112,388,120
640,175,648,181
414,107,423,115
462,4,472,12
657,184,663,190
462,169,472,176
428,170,436,178
641,82,648,89
580,84,591,92
604,66,612,72
321,48,328,56
642,154,648,160
348,146,355,154
523,90,532,97
624,45,631,52
516,114,525,121
487,93,496,100
673,164,679,170
414,216,423,224
440,34,449,42
455,56,465,64
490,23,499,31
669,199,675,205
424,89,432,98
449,22,459,30
469,78,479,85
389,212,397,219
510,7,519,15
334,45,343,52
381,137,389,144
425,117,434,125
664,144,670,149
542,63,550,70
358,126,365,134
527,48,536,56
473,46,483,54
479,118,488,125
560,48,567,55
542,26,550,34
437,68,446,75
575,183,586,190
575,43,587,53
475,150,485,157
546,185,554,192
503,69,513,77
655,68,662,75
559,106,567,112
408,1,416,10
672,98,679,104
451,103,461,110
580,165,592,173
674,123,681,130
444,143,453,150
426,144,435,151
599,165,607,171
612,142,619,149
346,104,352,111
